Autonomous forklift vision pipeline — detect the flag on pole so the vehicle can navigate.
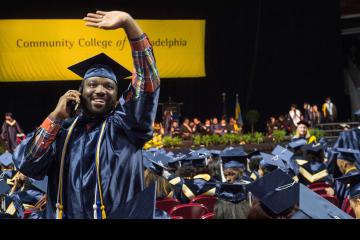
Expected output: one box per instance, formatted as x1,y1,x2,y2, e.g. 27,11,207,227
235,94,243,125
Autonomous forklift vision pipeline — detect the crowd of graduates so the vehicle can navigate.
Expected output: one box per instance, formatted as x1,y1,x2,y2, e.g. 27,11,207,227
141,135,359,219
1,119,360,219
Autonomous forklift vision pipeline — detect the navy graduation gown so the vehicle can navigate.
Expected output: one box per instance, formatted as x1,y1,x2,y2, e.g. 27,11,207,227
13,89,159,219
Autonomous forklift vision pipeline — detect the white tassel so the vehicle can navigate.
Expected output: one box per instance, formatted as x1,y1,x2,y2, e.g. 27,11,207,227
93,204,98,219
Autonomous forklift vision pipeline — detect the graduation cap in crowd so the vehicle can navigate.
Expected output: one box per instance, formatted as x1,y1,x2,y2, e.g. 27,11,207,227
68,53,132,83
334,148,360,163
291,184,353,219
167,153,187,170
4,193,24,219
220,147,248,170
271,145,298,175
209,149,221,158
166,151,174,157
287,138,308,151
180,153,208,167
29,176,48,193
301,143,325,156
259,152,287,172
272,145,294,162
215,182,248,203
0,152,14,168
143,151,170,175
146,148,163,154
335,171,360,200
193,148,212,157
109,183,156,219
297,121,310,128
246,169,299,216
0,178,11,195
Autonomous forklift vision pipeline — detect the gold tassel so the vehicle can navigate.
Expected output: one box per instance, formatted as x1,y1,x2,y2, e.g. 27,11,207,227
100,205,106,219
56,203,63,219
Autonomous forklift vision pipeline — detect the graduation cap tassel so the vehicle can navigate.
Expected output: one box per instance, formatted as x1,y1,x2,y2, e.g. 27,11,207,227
219,158,226,183
56,203,63,219
93,204,98,219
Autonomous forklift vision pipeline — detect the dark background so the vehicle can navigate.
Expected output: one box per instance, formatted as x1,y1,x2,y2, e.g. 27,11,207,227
0,0,348,133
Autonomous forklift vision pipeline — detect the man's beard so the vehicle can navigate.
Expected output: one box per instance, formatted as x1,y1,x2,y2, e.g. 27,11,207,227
81,96,117,118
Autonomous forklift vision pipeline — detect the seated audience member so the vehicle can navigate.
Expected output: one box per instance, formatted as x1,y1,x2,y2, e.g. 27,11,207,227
214,183,250,219
331,148,360,207
180,118,193,139
220,147,252,184
227,117,239,134
193,118,207,135
153,122,164,136
219,119,228,135
170,121,181,137
336,172,360,219
296,143,332,188
247,169,300,219
170,153,217,203
292,121,311,141
266,116,279,137
211,117,222,135
204,119,212,134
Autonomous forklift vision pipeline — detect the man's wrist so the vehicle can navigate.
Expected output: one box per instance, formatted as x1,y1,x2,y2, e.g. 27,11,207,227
49,111,66,121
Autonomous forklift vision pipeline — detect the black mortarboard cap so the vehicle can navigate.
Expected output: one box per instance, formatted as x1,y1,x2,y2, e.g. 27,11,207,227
166,153,187,170
143,152,170,175
209,149,221,158
68,53,132,83
194,148,212,157
335,171,360,199
301,143,325,155
109,183,156,219
221,147,248,169
297,121,310,128
334,148,360,163
259,152,287,170
216,182,248,203
0,152,14,167
246,169,299,215
288,138,308,150
181,153,208,167
272,145,294,163
271,145,299,175
291,184,353,219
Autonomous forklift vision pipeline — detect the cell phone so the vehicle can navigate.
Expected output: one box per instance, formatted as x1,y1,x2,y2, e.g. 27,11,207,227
67,87,82,118
67,100,79,118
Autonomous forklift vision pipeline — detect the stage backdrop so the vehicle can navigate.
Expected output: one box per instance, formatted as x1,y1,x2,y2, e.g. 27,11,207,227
0,20,205,81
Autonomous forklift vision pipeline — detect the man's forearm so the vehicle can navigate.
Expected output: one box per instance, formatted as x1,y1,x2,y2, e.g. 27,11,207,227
25,116,61,160
124,14,144,40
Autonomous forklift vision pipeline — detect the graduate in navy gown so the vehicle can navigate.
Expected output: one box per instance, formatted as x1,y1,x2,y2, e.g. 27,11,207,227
13,10,160,219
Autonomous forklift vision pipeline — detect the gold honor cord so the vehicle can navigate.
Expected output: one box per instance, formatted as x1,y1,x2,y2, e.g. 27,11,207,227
56,116,79,219
95,121,107,219
55,117,107,219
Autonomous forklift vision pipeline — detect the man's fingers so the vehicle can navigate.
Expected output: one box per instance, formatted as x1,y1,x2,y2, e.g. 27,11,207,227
85,22,100,28
96,10,107,15
87,13,103,19
66,96,79,103
83,17,102,23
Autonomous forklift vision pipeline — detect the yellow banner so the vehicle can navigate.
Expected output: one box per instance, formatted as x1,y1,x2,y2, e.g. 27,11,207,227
0,20,205,82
